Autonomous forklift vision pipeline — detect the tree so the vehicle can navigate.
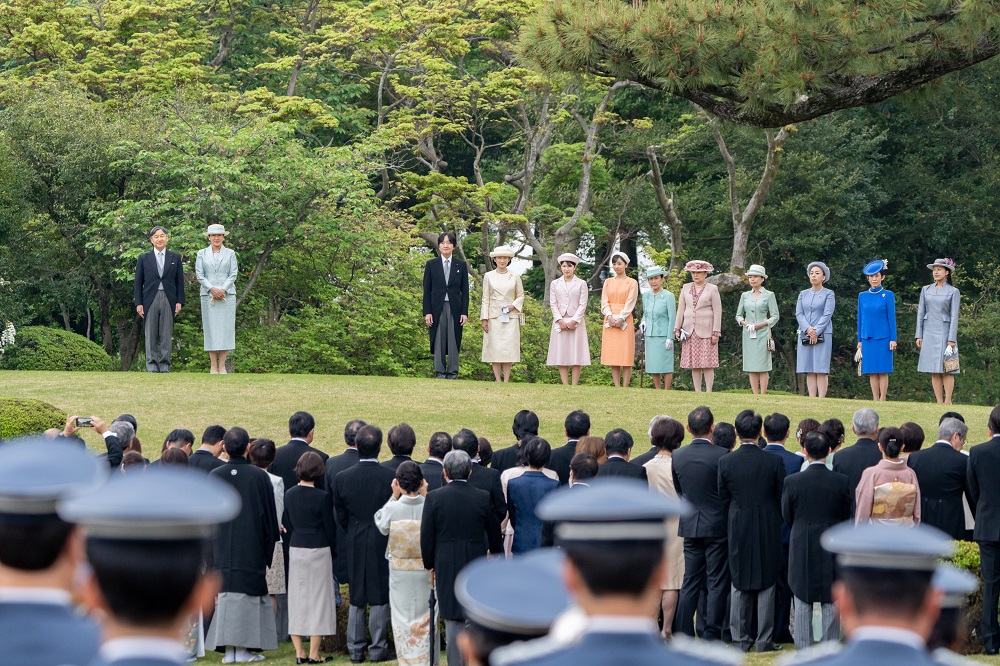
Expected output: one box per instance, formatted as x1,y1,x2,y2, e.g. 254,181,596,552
521,0,1000,126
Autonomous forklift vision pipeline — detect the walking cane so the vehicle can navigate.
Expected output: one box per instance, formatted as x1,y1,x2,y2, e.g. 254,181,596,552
428,570,437,665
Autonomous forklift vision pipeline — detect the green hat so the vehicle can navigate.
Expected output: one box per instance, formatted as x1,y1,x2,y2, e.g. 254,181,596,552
646,267,665,279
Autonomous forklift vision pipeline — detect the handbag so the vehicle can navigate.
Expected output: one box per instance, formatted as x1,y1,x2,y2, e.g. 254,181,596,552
767,331,775,353
943,354,960,373
800,332,825,345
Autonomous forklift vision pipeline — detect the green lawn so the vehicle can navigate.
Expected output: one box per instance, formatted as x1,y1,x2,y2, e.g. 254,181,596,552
3,370,995,458
4,370,998,665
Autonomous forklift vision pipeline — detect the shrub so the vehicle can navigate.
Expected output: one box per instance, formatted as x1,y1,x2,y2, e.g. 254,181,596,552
0,398,66,438
0,326,114,371
948,540,983,654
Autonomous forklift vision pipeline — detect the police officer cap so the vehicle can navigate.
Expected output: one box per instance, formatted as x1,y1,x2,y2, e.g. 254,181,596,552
934,564,978,609
0,438,106,516
821,522,954,571
58,467,240,539
456,549,571,637
537,478,688,543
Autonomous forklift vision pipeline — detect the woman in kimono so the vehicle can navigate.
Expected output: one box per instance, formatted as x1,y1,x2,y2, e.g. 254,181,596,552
639,267,676,389
546,253,591,385
855,427,920,526
735,264,780,394
916,258,961,404
373,462,433,666
480,246,525,382
674,260,722,392
857,259,897,401
795,261,835,398
600,251,639,388
196,224,238,373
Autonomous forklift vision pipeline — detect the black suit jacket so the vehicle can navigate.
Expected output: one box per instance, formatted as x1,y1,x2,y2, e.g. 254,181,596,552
324,447,359,582
468,464,507,525
832,438,882,516
333,461,395,606
282,485,336,550
907,442,972,540
597,456,648,483
189,449,225,473
271,439,329,493
422,256,469,352
671,439,728,538
968,436,1000,541
546,440,580,485
420,459,445,491
718,443,786,591
781,463,850,603
630,447,658,468
381,454,413,473
420,481,503,620
490,444,520,474
134,249,185,313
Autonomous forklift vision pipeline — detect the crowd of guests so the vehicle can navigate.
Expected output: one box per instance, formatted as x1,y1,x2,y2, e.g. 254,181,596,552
423,232,964,404
8,401,1000,666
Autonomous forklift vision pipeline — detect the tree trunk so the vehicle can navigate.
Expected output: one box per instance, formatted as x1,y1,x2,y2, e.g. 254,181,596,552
96,282,113,356
646,146,684,276
117,316,141,372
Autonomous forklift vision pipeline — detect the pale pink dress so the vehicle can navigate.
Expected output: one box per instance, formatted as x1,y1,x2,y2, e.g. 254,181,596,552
546,276,591,366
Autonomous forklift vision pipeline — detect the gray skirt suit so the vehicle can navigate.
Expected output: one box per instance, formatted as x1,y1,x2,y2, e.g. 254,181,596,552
195,247,238,351
916,283,960,374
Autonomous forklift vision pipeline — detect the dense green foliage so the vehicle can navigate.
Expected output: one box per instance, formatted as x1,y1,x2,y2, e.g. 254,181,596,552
1,326,114,371
0,0,999,403
0,398,66,438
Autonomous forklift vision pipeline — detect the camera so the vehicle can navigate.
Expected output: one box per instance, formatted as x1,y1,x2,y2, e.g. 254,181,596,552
75,417,93,427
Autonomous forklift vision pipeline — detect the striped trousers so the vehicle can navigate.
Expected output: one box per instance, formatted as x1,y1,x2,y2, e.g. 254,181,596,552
792,597,839,650
347,603,390,662
730,584,776,652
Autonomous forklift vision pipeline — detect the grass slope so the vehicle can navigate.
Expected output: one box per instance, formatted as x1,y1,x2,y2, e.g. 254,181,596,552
3,370,998,666
2,371,995,458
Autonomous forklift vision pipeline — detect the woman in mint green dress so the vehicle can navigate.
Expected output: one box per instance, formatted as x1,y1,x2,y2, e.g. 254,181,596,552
640,267,676,390
735,264,779,394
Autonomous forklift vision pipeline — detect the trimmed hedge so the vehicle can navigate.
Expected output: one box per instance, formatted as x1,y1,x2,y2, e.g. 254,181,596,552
949,540,983,654
0,326,114,371
0,398,66,438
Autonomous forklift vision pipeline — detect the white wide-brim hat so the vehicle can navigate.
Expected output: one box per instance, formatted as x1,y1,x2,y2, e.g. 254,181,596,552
746,264,768,279
490,245,515,259
204,224,229,236
557,253,582,265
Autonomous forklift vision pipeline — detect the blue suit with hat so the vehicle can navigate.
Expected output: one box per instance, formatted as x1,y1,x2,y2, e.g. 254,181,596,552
857,288,896,374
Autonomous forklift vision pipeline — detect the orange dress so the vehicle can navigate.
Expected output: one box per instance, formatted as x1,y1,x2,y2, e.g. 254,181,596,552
600,275,639,366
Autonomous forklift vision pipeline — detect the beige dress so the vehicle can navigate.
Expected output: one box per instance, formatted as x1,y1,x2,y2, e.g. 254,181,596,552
481,270,525,363
644,453,684,589
600,275,639,366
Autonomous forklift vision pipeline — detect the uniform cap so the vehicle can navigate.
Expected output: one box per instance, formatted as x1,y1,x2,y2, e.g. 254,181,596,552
821,522,954,571
933,564,978,609
0,438,106,516
455,549,571,636
58,467,240,539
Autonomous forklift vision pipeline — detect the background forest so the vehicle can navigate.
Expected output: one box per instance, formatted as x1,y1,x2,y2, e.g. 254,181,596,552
1,0,999,403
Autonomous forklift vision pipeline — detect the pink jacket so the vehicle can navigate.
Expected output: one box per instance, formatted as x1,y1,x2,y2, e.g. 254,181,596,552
676,282,722,339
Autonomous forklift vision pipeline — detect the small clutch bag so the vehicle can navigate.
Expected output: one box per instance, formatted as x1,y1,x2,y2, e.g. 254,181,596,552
800,333,825,345
943,354,960,373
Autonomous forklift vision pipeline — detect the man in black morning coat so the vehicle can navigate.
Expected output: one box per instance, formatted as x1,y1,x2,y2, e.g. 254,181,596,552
832,407,883,517
421,450,504,666
546,410,590,485
595,428,647,483
718,410,786,653
781,430,851,649
451,428,507,527
672,406,730,641
906,416,972,540
325,419,366,584
333,425,395,663
208,427,280,656
381,422,416,473
420,431,452,492
133,225,184,373
422,231,469,379
272,411,329,492
967,405,1000,654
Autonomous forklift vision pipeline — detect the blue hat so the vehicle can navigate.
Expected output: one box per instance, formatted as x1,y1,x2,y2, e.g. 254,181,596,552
537,478,688,543
862,259,888,276
0,438,106,516
807,261,830,282
58,467,241,539
455,549,571,637
645,266,665,279
934,564,978,609
821,522,953,571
